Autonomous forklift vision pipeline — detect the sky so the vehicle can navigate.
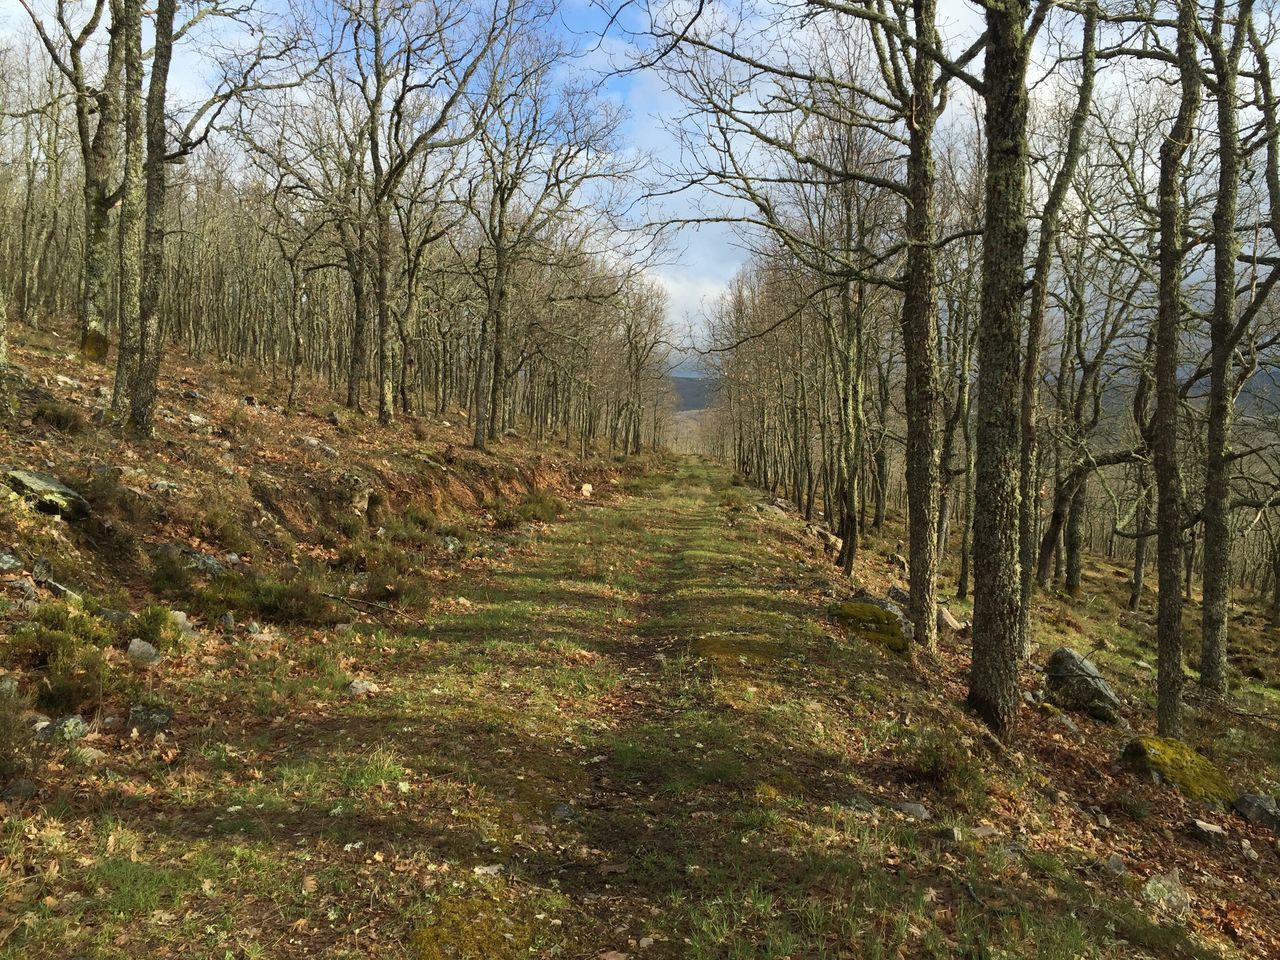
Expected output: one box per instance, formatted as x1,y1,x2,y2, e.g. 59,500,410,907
0,0,987,372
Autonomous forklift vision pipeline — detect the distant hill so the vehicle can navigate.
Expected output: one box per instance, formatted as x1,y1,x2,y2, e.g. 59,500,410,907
672,375,713,412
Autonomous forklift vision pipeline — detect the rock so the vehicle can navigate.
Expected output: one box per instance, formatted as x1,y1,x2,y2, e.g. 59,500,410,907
1134,659,1154,671
170,610,196,637
128,704,173,733
4,469,90,520
830,599,913,656
1121,737,1235,809
247,621,263,635
893,801,931,821
182,388,205,401
1189,818,1227,843
1102,853,1127,877
2,779,38,800
126,638,160,665
1096,813,1112,830
219,611,235,633
889,553,909,573
187,413,208,428
326,410,342,427
1142,869,1191,918
937,606,963,634
148,543,225,577
300,436,322,450
441,536,462,556
35,715,88,743
1234,793,1280,832
887,585,910,607
0,552,22,573
760,503,786,517
971,825,999,840
1242,839,1260,862
10,577,37,599
1045,647,1122,722
347,679,379,698
1054,712,1080,734
580,483,593,498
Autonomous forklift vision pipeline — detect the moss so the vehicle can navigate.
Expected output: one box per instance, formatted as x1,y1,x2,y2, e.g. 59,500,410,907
410,891,546,959
1121,737,1235,809
692,633,789,663
830,601,909,658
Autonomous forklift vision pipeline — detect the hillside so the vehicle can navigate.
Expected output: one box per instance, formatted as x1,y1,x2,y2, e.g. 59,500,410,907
0,327,1279,958
671,375,714,413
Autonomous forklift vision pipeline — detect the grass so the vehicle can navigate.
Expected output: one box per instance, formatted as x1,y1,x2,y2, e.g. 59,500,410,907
0,459,1267,959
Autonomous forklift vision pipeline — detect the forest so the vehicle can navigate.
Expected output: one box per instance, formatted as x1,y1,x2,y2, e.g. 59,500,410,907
3,0,1280,956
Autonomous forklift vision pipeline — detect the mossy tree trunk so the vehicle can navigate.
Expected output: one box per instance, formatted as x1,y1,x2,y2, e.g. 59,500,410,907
968,0,1032,741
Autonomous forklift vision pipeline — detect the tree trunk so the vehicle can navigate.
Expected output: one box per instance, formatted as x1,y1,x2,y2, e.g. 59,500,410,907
1153,0,1201,738
968,0,1031,741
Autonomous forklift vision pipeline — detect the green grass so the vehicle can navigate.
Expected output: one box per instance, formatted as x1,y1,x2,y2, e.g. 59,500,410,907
0,459,1250,959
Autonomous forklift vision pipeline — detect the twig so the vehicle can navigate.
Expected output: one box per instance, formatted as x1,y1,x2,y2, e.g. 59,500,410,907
321,592,426,627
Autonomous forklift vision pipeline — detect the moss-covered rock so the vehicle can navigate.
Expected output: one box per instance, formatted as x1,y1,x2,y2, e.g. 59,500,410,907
4,469,90,520
830,600,911,658
1121,737,1235,810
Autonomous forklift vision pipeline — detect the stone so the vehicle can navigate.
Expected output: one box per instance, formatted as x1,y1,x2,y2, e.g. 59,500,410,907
126,638,160,665
347,679,379,698
1189,818,1227,843
1234,794,1280,832
187,413,208,428
148,543,225,577
1045,647,1122,722
219,611,236,632
247,621,263,635
128,704,173,733
1242,839,1260,862
1134,659,1154,671
4,469,90,520
893,801,931,821
0,552,22,573
887,585,910,607
170,610,196,637
1121,737,1235,810
2,779,38,800
1102,853,1127,877
971,825,999,839
36,715,88,743
441,536,462,556
937,606,963,634
1142,869,1191,918
580,483,593,498
300,436,322,450
830,599,913,656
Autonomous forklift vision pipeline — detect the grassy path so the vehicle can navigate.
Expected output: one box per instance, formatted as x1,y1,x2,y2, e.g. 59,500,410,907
5,460,1224,959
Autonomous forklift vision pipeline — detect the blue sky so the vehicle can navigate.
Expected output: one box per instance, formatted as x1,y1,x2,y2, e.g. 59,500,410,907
1,0,987,367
